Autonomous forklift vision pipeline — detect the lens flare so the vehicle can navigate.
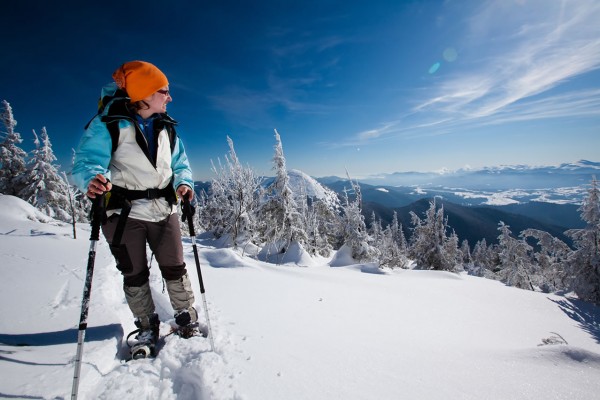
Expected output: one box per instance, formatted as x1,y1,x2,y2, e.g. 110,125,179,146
428,62,441,74
443,47,458,62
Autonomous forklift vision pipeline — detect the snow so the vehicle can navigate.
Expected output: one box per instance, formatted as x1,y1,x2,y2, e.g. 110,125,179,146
1,194,600,400
287,169,340,206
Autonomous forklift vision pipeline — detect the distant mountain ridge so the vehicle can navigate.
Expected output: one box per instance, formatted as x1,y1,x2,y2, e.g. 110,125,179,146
348,159,600,190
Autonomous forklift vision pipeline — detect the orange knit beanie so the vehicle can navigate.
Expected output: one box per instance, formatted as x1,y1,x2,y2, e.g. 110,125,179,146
112,61,169,102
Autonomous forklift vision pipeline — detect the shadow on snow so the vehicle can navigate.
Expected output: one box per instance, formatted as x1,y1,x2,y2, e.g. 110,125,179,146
0,323,123,347
549,297,600,344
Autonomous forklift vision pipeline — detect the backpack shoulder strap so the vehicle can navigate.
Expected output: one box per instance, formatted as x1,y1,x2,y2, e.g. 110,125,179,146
106,120,120,153
165,123,177,153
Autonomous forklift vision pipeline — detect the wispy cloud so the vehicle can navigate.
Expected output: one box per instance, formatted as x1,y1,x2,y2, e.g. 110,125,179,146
428,0,600,117
350,0,600,145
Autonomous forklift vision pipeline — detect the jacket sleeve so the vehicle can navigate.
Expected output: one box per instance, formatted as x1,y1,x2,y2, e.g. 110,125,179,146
171,135,194,190
71,116,113,193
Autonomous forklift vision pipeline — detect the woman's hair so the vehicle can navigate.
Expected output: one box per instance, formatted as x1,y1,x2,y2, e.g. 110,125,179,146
127,100,151,114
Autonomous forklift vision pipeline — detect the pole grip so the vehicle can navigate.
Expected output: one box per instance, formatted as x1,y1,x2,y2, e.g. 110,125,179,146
182,197,196,237
89,194,105,241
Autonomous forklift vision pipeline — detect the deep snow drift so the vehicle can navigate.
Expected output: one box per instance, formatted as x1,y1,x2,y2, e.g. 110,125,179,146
1,194,599,399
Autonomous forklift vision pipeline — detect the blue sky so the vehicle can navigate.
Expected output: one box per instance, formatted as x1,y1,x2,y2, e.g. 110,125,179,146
1,0,599,181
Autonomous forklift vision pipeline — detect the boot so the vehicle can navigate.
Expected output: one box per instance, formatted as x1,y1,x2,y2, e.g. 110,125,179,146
134,313,160,345
131,313,160,358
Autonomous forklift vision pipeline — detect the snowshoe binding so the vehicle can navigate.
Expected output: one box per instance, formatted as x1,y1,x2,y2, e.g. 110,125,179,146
126,314,160,360
171,308,206,338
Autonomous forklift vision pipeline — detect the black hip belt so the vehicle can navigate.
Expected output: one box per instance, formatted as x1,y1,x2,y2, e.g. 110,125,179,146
112,185,173,201
107,183,177,210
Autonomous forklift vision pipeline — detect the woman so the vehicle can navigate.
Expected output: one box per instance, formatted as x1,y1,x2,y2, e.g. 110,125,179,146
72,61,198,356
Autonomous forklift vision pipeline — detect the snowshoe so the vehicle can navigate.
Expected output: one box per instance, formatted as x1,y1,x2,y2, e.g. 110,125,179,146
130,341,155,360
170,322,207,339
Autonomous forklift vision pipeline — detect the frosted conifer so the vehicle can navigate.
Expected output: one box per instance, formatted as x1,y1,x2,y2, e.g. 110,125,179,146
0,100,28,195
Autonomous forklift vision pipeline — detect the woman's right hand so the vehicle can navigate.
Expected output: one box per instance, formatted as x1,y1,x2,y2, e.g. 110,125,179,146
87,174,112,198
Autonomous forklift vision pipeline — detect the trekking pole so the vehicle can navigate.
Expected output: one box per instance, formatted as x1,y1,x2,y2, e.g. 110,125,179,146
71,194,104,400
182,197,215,351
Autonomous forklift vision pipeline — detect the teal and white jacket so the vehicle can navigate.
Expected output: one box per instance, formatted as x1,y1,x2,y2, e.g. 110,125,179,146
72,83,194,222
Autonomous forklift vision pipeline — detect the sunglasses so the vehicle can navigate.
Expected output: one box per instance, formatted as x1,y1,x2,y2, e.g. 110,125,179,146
156,89,170,96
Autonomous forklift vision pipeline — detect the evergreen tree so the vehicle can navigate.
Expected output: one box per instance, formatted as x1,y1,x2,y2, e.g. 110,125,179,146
0,100,28,196
521,229,571,293
378,221,410,269
201,136,261,247
63,171,78,238
67,148,91,224
304,191,340,257
369,211,383,243
460,239,472,266
470,238,496,277
389,211,408,253
339,173,375,262
257,130,307,256
445,231,461,271
201,159,228,239
296,182,328,257
409,199,458,271
370,211,409,269
496,222,534,290
565,177,600,304
19,128,71,221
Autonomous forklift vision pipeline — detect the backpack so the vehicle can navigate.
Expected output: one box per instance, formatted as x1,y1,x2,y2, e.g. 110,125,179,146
84,84,179,232
84,82,177,154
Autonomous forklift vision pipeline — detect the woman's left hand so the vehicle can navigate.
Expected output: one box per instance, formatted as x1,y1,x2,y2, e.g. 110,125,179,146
177,185,194,202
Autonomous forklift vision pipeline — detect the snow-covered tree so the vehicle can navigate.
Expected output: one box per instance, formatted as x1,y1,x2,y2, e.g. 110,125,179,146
390,211,408,253
257,130,307,256
338,173,375,262
409,199,459,271
19,128,71,221
370,211,409,269
470,238,497,278
201,136,261,248
369,211,383,243
297,181,337,257
460,239,472,266
496,222,534,290
521,229,571,293
63,172,79,238
565,177,600,304
0,100,28,196
378,223,410,269
445,230,461,271
66,148,91,224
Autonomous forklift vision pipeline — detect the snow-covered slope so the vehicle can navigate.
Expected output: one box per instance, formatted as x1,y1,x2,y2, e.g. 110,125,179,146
264,168,341,208
1,194,600,399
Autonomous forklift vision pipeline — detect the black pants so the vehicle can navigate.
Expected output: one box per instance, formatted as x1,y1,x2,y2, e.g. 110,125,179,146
102,214,187,287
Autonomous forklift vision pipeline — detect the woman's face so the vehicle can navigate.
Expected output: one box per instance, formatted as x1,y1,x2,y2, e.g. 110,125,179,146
142,86,172,115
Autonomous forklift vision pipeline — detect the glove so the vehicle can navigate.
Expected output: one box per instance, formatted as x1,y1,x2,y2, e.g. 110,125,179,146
181,198,196,223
